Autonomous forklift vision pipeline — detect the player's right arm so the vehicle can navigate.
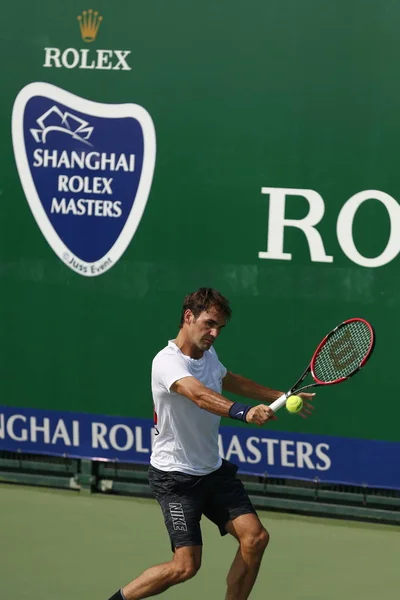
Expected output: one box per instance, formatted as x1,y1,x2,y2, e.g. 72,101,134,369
172,376,277,425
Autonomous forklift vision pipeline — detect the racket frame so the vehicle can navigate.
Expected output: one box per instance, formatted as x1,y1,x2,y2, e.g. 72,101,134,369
269,318,375,413
310,318,375,385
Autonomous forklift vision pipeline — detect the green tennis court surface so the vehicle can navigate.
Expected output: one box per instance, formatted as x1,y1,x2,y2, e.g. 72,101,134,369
1,483,398,600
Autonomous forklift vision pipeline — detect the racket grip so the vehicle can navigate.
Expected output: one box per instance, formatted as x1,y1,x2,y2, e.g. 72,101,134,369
269,393,288,412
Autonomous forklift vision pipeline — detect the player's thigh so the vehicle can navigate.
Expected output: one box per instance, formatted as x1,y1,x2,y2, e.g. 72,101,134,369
148,465,205,550
203,460,257,536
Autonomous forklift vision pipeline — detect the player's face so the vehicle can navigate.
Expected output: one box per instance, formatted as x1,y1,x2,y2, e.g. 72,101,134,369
188,306,227,351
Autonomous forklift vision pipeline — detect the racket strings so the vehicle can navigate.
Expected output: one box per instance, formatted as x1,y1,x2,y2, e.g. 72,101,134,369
313,321,372,382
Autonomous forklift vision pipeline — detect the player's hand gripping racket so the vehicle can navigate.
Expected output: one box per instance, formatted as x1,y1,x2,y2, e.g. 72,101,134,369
269,318,375,412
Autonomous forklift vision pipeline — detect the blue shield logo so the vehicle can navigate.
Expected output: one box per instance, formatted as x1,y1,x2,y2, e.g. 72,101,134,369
12,82,156,276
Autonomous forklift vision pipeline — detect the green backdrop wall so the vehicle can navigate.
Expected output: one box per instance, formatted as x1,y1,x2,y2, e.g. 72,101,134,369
0,1,397,443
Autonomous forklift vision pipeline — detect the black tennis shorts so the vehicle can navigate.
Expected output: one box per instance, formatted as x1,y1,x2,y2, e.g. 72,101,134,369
148,459,257,550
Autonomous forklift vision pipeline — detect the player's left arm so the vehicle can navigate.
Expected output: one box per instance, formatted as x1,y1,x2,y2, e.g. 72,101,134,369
222,371,315,406
222,371,283,403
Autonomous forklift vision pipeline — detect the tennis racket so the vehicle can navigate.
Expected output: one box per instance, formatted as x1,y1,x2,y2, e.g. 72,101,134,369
269,318,375,412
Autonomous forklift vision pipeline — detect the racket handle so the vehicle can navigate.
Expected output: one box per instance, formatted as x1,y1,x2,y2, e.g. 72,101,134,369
269,393,288,412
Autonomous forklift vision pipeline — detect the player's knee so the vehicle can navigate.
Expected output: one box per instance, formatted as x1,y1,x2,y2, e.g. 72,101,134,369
242,527,270,555
171,558,201,583
260,528,270,549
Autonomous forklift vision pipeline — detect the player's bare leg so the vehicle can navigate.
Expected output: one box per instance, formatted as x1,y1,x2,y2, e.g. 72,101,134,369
225,514,269,600
121,545,202,599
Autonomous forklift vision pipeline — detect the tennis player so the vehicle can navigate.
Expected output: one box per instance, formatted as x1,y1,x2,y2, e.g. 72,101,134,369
108,288,314,600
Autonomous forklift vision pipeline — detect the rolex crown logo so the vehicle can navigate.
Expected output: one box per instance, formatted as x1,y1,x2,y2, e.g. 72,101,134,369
77,9,103,43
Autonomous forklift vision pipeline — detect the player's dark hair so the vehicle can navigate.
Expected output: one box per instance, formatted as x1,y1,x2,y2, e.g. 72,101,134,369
179,288,232,327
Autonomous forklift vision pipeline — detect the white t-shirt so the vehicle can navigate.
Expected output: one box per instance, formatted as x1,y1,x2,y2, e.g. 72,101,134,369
150,340,227,475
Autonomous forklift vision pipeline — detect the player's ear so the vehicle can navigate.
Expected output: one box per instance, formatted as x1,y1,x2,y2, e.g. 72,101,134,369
184,309,194,325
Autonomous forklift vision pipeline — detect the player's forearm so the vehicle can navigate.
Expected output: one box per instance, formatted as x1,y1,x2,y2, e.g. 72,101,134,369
223,373,283,403
172,377,234,417
172,377,276,423
196,388,233,417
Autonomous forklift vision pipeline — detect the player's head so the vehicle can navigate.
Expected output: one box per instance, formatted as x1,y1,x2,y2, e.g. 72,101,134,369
179,288,232,351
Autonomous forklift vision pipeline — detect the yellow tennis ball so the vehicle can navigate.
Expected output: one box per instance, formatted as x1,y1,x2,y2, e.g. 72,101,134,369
286,395,303,413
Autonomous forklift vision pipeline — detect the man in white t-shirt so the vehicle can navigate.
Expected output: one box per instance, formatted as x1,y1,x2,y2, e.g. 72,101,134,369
108,288,314,600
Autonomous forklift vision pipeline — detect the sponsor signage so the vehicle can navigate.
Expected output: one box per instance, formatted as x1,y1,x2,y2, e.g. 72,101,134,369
1,405,398,490
43,9,132,71
12,82,156,276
